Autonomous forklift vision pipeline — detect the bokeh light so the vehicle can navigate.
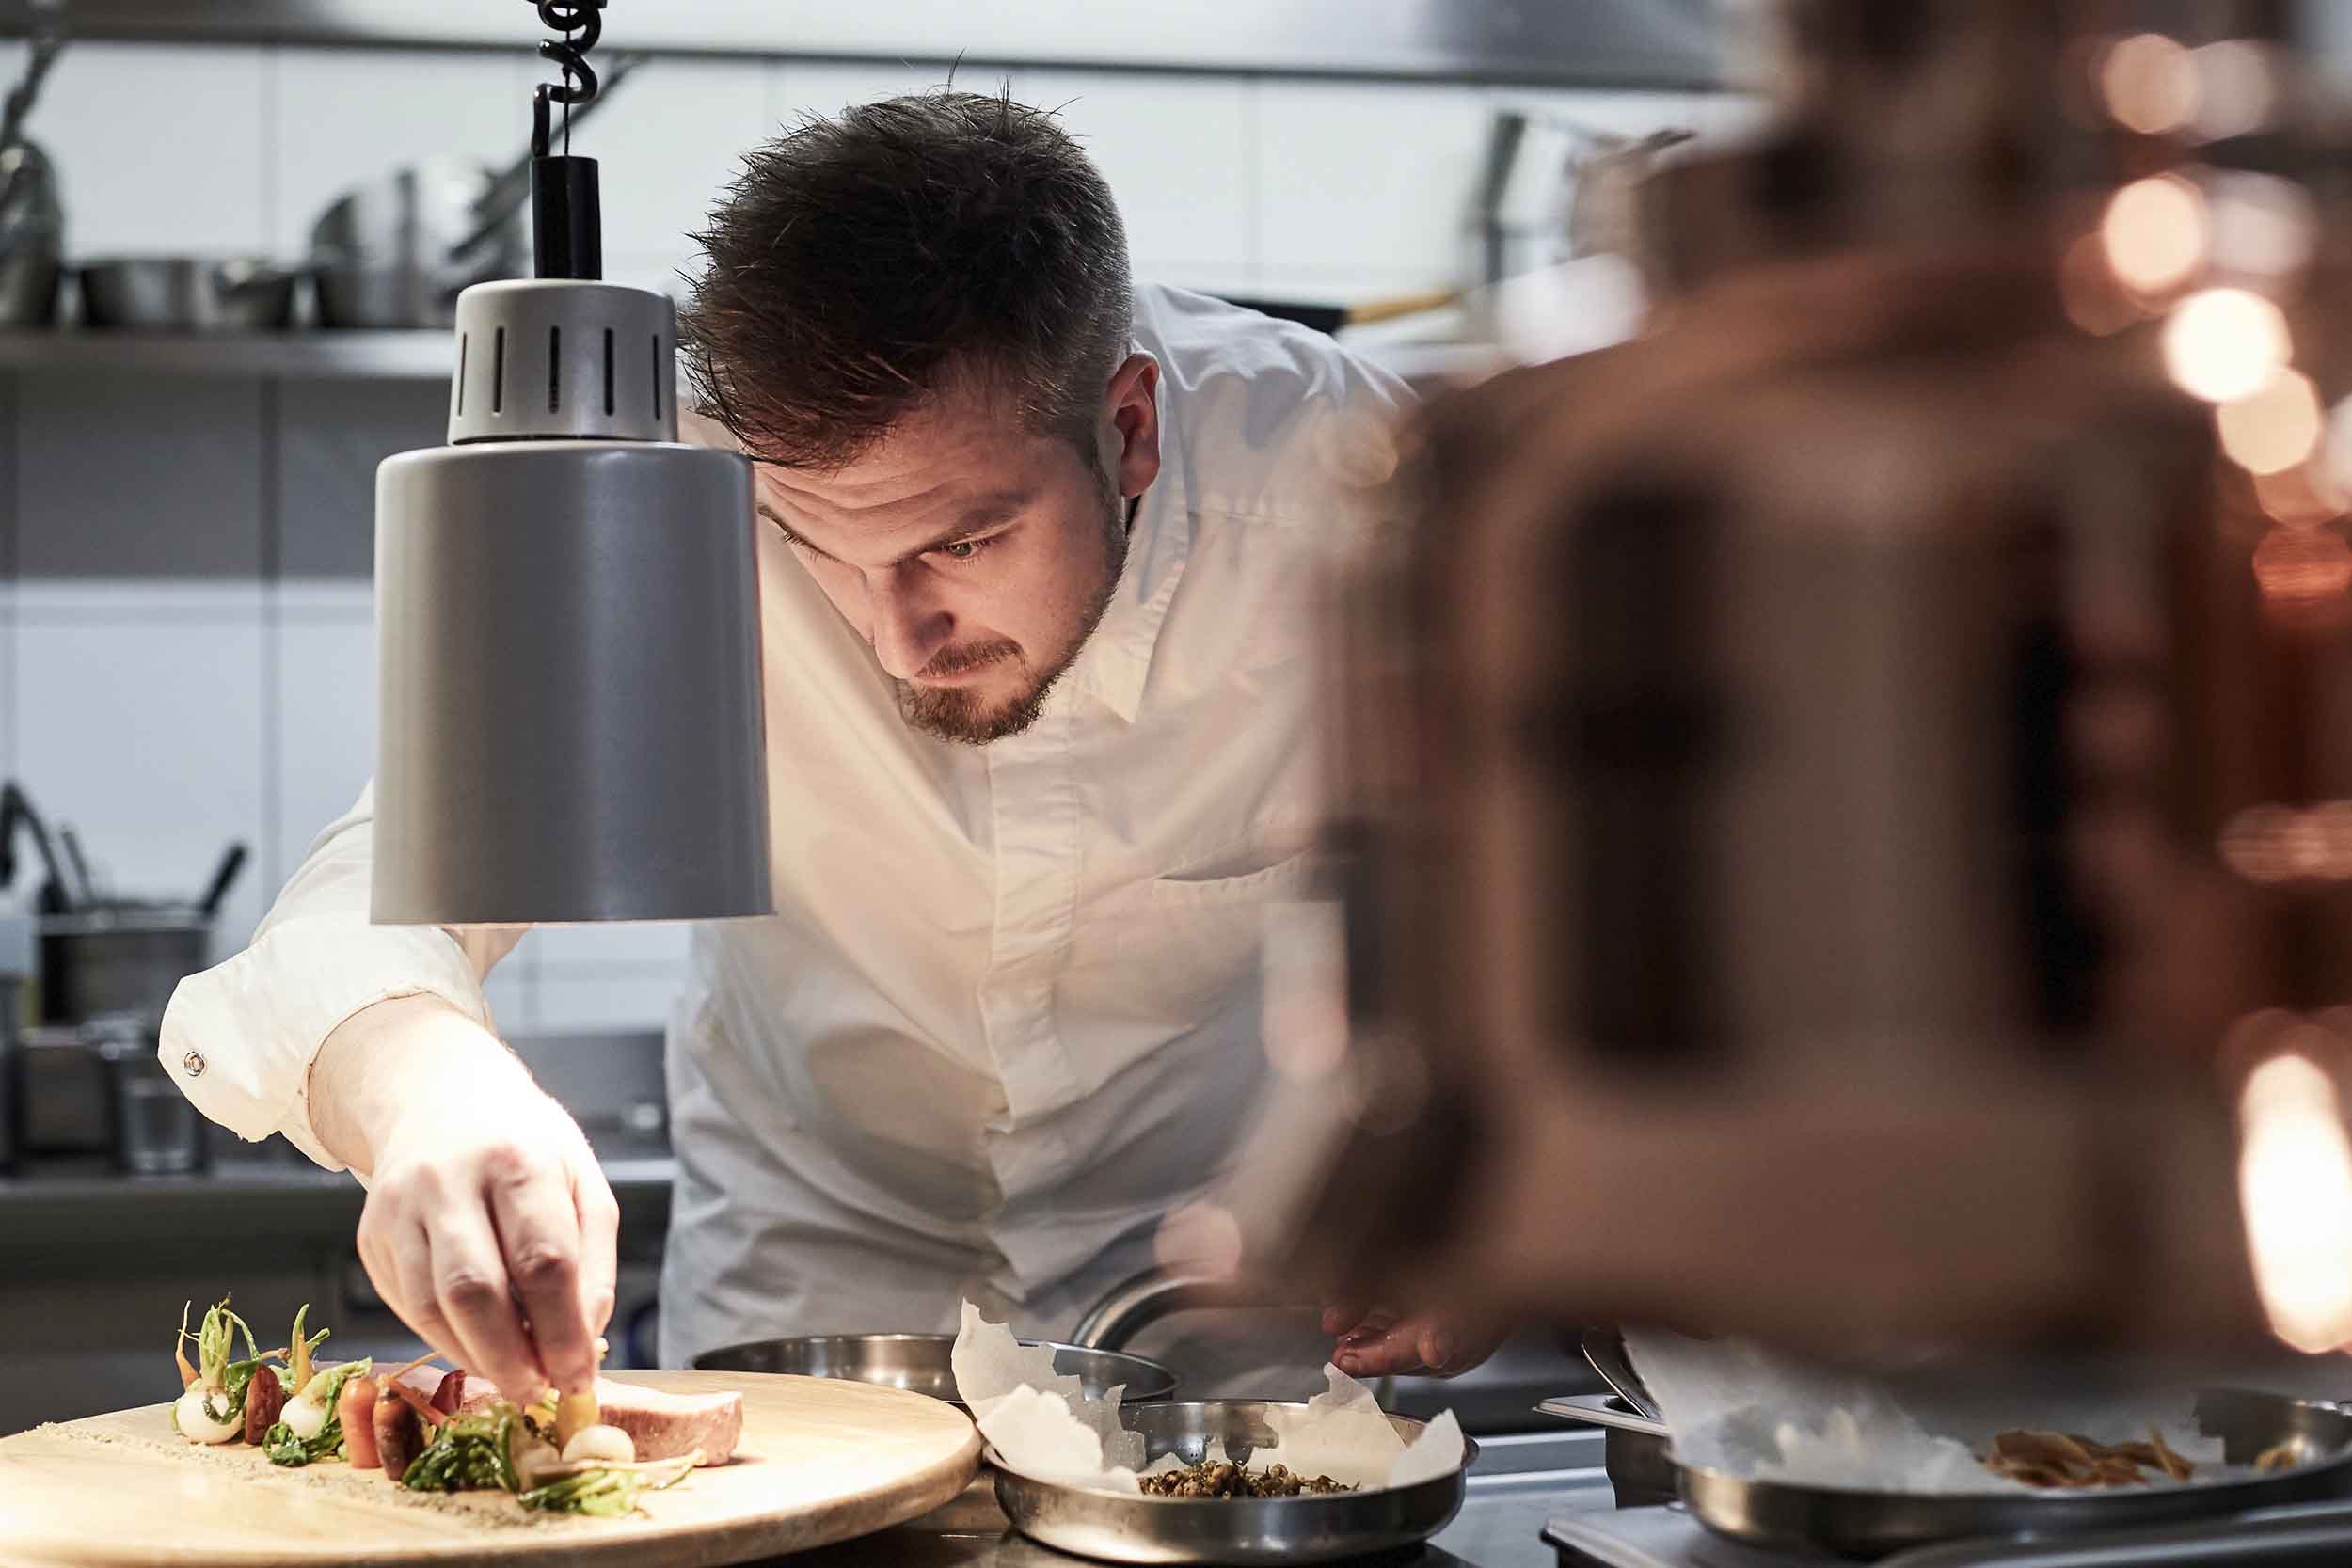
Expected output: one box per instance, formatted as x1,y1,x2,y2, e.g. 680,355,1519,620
2102,175,2208,295
2251,526,2352,607
2191,40,2278,141
2102,33,2200,135
2218,370,2324,476
2239,1048,2352,1353
2163,288,2290,403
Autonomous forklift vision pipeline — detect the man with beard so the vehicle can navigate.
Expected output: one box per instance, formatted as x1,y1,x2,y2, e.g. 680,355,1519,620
162,90,1494,1402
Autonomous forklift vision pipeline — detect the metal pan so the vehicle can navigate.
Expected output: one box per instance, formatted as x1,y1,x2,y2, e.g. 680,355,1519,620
1561,1386,2352,1561
990,1400,1477,1565
691,1332,1179,1411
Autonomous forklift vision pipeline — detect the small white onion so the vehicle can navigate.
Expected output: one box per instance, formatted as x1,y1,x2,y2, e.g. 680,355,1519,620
278,1395,329,1441
560,1424,636,1465
175,1386,243,1445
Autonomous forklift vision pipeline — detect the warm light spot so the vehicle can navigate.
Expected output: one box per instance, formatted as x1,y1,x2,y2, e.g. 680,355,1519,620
2209,173,2318,278
1153,1202,1244,1278
2163,288,2290,403
2103,176,2208,295
2192,40,2279,141
2060,232,2142,336
2219,371,2325,476
1260,901,1351,1084
2102,33,2201,135
2252,527,2352,606
2220,801,2352,884
2255,460,2352,529
2239,1050,2352,1353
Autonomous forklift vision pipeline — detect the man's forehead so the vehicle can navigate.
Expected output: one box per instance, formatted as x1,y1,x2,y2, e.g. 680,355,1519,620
755,401,1064,522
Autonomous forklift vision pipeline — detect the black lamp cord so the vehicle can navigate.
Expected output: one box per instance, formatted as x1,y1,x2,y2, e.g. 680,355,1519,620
528,0,606,280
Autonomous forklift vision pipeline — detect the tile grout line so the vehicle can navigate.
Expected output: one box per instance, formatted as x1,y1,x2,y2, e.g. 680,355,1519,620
260,378,283,915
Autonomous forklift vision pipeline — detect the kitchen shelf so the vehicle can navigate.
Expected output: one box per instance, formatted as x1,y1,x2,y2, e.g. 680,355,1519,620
0,0,1729,91
0,329,453,380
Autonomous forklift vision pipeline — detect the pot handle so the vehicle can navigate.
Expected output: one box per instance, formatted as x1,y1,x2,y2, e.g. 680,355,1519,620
1535,1392,1671,1439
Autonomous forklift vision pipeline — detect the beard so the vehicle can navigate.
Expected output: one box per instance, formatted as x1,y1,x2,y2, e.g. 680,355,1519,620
894,464,1130,745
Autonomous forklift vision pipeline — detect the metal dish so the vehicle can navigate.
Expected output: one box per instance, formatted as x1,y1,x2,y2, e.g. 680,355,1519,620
1536,1392,1675,1508
1665,1388,2352,1561
691,1332,1180,1411
78,258,298,331
989,1400,1476,1565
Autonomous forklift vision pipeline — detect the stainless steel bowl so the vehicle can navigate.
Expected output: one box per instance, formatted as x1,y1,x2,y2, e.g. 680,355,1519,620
691,1333,1181,1410
990,1401,1476,1565
78,257,298,331
1681,1391,2352,1560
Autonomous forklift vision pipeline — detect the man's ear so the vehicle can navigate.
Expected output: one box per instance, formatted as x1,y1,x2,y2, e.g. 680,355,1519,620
1103,352,1162,499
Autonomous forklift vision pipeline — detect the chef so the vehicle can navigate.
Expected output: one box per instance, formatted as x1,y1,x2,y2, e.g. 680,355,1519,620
161,89,1499,1403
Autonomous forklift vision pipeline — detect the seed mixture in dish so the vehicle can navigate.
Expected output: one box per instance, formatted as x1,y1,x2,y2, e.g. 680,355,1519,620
1136,1459,1355,1497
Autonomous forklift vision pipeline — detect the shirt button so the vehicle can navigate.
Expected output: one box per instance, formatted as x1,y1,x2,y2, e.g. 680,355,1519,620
181,1051,206,1078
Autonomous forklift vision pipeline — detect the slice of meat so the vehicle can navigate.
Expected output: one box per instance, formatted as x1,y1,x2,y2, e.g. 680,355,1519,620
440,1370,742,1465
592,1379,742,1465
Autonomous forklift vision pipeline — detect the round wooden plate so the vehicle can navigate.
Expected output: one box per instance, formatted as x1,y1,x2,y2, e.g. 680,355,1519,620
0,1370,981,1568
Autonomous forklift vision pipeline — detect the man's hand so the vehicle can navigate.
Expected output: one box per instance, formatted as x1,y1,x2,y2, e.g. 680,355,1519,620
1322,1304,1507,1379
313,996,619,1402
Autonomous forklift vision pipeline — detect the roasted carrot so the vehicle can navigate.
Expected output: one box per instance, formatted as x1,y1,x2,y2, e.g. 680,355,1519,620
339,1376,381,1468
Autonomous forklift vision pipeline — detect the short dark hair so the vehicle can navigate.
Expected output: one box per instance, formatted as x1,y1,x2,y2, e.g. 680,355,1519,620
680,89,1134,470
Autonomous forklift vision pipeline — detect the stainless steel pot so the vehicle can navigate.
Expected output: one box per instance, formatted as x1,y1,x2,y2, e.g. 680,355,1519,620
309,55,639,328
989,1402,1476,1565
691,1333,1180,1411
39,907,210,1023
77,257,299,332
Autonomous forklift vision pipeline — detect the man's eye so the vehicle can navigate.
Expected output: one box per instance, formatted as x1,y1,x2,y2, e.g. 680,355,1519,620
937,538,990,562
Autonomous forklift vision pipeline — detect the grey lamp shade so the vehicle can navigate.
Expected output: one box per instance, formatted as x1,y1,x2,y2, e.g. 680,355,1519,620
373,439,772,924
369,276,771,925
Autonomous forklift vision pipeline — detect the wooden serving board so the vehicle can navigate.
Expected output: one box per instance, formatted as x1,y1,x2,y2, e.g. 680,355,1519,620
0,1370,980,1568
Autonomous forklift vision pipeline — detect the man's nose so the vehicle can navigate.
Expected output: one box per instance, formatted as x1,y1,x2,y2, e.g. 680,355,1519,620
866,574,953,680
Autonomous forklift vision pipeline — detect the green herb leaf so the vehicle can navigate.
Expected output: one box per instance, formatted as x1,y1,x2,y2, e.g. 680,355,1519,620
262,1421,310,1466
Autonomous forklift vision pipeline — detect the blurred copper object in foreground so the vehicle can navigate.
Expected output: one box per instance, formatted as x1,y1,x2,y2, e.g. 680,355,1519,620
1238,0,2352,1361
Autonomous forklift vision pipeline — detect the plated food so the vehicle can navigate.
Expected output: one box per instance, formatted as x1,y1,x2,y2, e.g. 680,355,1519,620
167,1294,741,1517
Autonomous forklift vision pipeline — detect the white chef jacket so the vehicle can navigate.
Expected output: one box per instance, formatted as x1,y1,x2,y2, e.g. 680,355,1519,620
161,283,1413,1367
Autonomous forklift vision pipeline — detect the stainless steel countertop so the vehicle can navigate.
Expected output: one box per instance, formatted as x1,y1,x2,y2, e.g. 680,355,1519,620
759,1431,1612,1568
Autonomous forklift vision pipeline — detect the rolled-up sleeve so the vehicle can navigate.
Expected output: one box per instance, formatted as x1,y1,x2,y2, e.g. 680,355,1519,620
159,784,525,1171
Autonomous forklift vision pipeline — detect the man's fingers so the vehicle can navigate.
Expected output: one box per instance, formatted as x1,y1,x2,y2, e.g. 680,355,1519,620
569,1160,622,1375
485,1150,595,1398
421,1200,547,1400
385,1218,490,1378
1332,1322,1427,1378
1321,1302,1369,1336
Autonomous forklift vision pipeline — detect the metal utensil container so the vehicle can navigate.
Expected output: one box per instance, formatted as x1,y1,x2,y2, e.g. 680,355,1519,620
78,257,299,332
40,907,210,1024
95,1022,204,1177
990,1401,1475,1565
692,1333,1179,1411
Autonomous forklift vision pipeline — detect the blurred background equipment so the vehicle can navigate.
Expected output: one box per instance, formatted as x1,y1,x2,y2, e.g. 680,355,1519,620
1247,0,2352,1365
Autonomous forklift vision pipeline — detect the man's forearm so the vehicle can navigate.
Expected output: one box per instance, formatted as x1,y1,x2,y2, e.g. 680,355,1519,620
309,994,533,1177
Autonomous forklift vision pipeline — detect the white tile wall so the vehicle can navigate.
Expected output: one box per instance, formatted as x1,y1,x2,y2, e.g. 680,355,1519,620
29,42,272,256
10,584,270,955
1255,79,1493,293
11,36,1763,1035
272,586,375,893
535,967,686,1034
1017,70,1259,287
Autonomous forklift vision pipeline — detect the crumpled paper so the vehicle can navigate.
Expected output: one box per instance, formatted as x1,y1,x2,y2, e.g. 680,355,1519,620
951,1302,1466,1496
1626,1327,2228,1495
